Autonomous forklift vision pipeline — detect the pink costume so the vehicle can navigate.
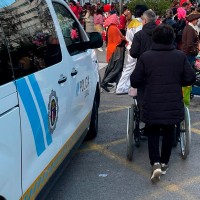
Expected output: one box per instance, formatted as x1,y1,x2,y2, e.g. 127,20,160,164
177,7,186,20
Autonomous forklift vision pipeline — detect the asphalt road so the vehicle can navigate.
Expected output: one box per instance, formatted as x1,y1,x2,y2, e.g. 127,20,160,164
46,56,200,200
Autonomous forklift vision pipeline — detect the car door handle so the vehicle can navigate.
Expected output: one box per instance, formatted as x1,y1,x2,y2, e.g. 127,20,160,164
58,75,67,84
71,69,78,76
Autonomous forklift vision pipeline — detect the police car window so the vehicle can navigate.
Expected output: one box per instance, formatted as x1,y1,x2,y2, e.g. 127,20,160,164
0,36,14,86
0,0,62,80
53,3,82,55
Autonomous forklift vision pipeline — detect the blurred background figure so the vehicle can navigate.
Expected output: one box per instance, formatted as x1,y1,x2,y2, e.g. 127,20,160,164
116,5,148,95
162,9,176,27
118,6,128,36
156,15,162,25
126,10,133,25
84,5,95,33
129,9,157,105
69,0,79,19
101,14,126,92
94,9,104,51
177,2,189,20
103,4,111,19
182,12,200,66
174,2,188,50
130,9,157,60
170,0,180,20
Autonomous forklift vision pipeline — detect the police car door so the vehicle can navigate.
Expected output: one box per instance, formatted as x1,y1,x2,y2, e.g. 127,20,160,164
4,0,72,198
53,1,96,132
0,20,22,200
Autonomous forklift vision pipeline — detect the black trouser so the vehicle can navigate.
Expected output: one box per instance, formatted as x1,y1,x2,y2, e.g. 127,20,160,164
146,124,174,166
101,47,124,86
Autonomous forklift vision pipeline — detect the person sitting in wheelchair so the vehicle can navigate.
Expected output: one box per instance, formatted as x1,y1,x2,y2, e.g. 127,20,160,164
130,24,196,183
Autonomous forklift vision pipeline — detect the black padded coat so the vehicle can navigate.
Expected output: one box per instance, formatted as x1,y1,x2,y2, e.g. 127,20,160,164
130,43,196,125
130,22,157,59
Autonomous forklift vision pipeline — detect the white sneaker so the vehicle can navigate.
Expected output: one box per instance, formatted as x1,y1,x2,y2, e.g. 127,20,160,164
151,163,162,183
107,82,116,88
161,163,169,175
97,48,103,52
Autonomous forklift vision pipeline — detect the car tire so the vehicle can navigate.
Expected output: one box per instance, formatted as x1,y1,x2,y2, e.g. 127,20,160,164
85,95,99,140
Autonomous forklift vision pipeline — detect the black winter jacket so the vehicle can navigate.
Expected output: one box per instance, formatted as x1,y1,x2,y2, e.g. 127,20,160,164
130,22,157,59
130,43,196,125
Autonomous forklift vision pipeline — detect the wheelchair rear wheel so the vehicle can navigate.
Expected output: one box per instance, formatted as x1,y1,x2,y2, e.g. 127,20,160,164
126,105,134,161
180,106,191,160
133,106,140,147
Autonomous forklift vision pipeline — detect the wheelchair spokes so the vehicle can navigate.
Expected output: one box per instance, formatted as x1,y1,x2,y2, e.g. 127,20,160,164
180,107,191,160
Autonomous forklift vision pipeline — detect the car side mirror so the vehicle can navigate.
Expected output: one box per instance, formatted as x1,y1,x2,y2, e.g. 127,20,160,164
87,32,103,49
67,32,103,53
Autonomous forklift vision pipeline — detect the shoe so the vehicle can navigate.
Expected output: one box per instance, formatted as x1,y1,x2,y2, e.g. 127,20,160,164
107,83,116,88
101,84,110,92
116,92,128,95
151,163,162,183
161,163,169,175
97,48,103,52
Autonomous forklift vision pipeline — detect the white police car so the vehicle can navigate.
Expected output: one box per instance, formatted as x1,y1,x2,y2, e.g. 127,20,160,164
0,0,102,199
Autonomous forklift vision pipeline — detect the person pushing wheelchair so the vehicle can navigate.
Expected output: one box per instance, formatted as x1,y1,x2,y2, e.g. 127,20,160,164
130,24,196,183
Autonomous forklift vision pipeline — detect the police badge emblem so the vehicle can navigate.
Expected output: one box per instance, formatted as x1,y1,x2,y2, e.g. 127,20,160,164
48,90,59,134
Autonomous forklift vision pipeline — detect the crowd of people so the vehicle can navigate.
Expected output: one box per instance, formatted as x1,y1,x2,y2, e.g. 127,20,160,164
101,0,197,184
68,0,198,184
66,0,123,51
66,0,200,94
100,0,198,184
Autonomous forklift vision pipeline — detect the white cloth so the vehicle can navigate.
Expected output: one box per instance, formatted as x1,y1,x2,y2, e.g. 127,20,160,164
188,22,199,33
116,18,142,94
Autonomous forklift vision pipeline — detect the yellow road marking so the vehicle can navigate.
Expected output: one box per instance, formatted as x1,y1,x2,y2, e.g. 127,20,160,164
191,121,200,126
99,107,128,114
82,105,200,198
78,139,126,154
191,128,200,135
166,185,197,200
83,141,199,200
102,138,200,199
166,184,179,192
86,142,149,177
189,108,200,112
180,175,200,187
102,138,126,147
140,184,198,200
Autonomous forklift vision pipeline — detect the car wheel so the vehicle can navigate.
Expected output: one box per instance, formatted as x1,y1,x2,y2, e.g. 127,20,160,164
85,95,99,140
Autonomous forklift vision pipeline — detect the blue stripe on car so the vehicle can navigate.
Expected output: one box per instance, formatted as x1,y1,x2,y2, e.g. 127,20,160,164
16,78,46,156
28,75,52,145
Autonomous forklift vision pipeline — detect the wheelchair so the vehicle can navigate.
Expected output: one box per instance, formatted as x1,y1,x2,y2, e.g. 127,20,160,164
126,96,191,161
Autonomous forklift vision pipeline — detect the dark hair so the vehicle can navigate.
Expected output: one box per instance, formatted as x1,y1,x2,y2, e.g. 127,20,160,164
123,6,128,13
190,6,195,12
109,10,117,15
165,9,173,19
171,0,179,7
152,24,175,44
182,2,189,7
90,5,96,16
197,7,200,12
134,5,148,17
96,8,103,15
69,0,77,6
